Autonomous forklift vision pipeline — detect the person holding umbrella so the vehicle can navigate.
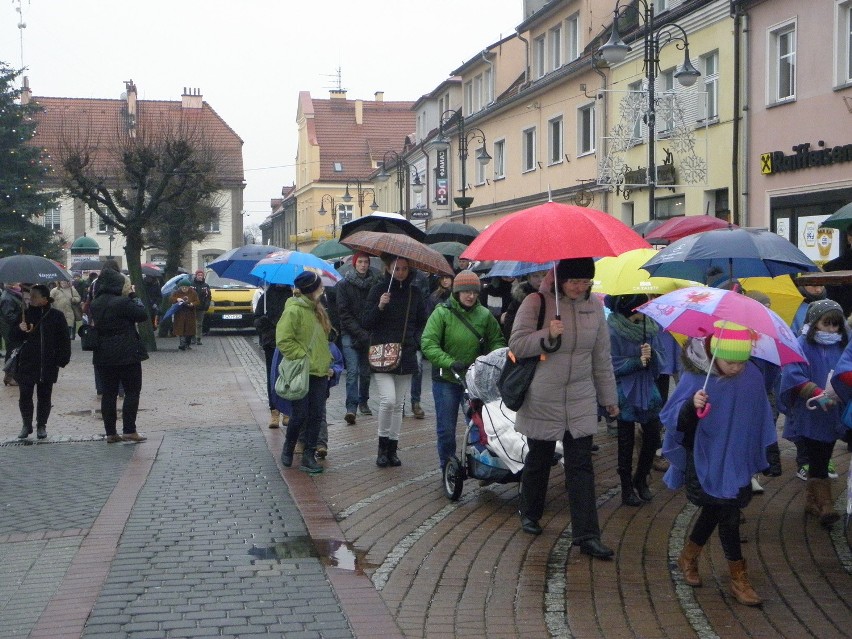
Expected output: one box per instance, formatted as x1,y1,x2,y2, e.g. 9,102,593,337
191,270,211,344
169,279,200,351
511,258,619,559
1,283,25,386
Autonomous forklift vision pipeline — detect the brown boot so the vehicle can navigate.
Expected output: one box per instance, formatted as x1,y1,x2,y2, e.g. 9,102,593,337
804,478,821,517
677,540,703,587
812,477,840,526
728,559,762,606
268,409,280,429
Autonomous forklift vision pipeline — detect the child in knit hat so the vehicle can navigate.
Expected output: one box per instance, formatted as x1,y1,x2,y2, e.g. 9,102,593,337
660,321,776,607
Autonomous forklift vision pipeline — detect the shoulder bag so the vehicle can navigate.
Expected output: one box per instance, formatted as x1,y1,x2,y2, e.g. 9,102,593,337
443,302,487,355
78,323,98,351
369,288,412,373
275,324,321,401
498,292,552,411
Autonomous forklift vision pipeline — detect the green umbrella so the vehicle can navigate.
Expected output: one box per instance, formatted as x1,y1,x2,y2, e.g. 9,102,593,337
310,239,353,260
819,202,852,231
429,241,468,259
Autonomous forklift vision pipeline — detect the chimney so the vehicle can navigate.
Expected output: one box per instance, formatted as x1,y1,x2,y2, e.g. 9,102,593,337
355,99,363,125
329,89,347,100
181,87,203,109
374,91,384,103
125,79,137,118
20,76,31,105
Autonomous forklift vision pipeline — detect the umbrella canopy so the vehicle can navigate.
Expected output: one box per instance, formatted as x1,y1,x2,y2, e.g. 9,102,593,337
644,216,735,244
632,219,666,238
338,211,426,243
486,260,555,278
340,230,454,276
592,248,700,296
161,273,190,296
311,239,353,260
141,262,163,278
207,244,286,286
818,202,852,231
429,241,468,259
739,275,803,326
460,202,650,262
637,286,805,365
0,254,72,283
425,222,479,246
641,227,820,283
250,251,341,287
71,258,106,271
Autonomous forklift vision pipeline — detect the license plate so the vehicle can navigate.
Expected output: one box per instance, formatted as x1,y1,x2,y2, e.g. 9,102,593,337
222,314,242,320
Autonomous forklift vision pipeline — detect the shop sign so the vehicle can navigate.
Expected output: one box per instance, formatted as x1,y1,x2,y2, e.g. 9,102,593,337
761,141,852,175
622,164,676,187
409,206,432,220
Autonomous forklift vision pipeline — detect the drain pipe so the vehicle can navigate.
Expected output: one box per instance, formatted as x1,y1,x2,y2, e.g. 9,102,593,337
517,32,530,89
593,58,609,216
741,11,751,227
481,49,495,106
732,0,742,226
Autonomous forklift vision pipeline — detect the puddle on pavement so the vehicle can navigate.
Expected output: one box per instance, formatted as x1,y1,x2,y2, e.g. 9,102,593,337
248,537,376,574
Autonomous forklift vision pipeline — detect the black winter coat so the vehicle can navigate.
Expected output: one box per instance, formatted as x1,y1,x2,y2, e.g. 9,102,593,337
10,304,70,384
336,270,379,348
362,272,426,375
254,285,292,349
89,269,149,367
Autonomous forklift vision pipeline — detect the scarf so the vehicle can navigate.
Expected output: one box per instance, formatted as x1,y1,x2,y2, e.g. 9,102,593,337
607,312,659,343
814,331,843,345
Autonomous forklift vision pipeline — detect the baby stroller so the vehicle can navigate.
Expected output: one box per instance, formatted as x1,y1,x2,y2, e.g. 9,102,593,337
442,348,562,500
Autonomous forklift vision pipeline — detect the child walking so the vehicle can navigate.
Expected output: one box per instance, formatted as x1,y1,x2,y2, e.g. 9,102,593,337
661,322,776,607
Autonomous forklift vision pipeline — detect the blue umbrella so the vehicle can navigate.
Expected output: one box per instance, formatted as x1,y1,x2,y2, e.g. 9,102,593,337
161,301,185,322
250,250,341,286
160,274,188,296
486,260,555,278
207,245,286,286
641,227,820,283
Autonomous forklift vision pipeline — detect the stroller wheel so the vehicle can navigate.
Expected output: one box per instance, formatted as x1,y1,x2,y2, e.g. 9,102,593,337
443,456,464,501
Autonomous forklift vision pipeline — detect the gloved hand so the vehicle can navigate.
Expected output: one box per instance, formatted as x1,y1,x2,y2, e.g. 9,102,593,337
450,361,467,375
815,394,837,411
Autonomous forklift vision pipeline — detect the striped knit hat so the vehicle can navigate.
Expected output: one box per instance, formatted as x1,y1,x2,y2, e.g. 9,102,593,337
710,321,754,362
453,270,481,293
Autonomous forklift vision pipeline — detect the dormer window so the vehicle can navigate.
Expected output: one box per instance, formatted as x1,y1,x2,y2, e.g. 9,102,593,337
334,162,344,172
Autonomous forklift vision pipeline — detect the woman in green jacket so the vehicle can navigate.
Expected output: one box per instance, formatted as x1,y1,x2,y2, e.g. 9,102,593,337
277,271,333,474
421,271,506,469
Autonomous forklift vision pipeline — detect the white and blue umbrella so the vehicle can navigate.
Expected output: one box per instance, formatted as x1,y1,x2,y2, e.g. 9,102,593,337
250,250,342,287
160,274,190,296
486,260,554,279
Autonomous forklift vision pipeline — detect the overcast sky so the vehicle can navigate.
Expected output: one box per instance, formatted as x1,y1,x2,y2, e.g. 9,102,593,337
0,0,521,226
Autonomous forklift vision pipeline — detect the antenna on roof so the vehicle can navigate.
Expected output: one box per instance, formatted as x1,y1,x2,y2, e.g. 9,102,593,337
321,67,346,93
14,0,27,71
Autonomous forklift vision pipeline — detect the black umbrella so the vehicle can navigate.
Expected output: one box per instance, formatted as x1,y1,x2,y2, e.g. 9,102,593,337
425,222,479,246
0,254,72,284
632,219,666,238
71,258,106,271
338,211,426,243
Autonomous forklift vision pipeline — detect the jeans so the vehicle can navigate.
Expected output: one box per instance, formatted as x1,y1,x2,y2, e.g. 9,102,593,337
373,373,410,440
285,375,328,452
98,363,143,436
432,379,465,468
410,350,423,403
19,381,53,427
341,334,370,412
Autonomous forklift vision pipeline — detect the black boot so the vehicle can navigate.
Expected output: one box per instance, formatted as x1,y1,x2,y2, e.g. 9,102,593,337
376,436,389,467
617,421,641,505
18,422,32,440
621,480,643,506
633,420,660,502
36,424,47,440
281,440,296,468
386,439,401,467
300,448,323,474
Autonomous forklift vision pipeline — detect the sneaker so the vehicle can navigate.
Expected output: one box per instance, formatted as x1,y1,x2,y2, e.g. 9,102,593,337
315,444,328,459
122,432,147,443
750,475,764,494
294,441,305,455
828,461,838,480
344,412,357,425
411,402,425,419
358,403,373,416
106,434,123,443
796,465,809,481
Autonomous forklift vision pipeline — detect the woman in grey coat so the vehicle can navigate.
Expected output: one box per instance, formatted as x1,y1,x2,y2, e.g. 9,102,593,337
510,257,619,558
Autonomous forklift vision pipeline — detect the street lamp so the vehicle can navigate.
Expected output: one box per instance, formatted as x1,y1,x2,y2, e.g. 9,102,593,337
318,194,338,238
106,225,116,259
436,109,491,225
341,179,379,217
598,0,700,221
376,151,424,217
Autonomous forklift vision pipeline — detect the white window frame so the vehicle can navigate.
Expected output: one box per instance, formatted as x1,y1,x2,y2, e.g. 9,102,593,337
835,0,852,86
767,20,797,104
483,67,493,105
548,116,564,165
577,103,595,156
43,207,61,231
473,74,483,112
204,209,221,233
493,138,506,179
566,13,580,62
700,50,719,121
522,127,537,172
534,35,546,79
464,80,473,115
628,81,644,143
550,25,562,70
659,68,676,134
337,204,353,226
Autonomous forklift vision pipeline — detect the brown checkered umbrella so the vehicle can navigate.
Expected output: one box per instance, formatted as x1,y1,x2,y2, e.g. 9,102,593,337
340,231,454,276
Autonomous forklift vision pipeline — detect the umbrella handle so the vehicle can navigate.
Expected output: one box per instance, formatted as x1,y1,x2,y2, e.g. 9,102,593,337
696,403,711,418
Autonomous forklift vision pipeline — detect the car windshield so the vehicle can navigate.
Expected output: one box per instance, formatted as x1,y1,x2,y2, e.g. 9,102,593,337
205,271,254,289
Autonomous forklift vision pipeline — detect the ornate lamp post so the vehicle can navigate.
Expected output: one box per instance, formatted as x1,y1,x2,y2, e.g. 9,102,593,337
341,179,379,217
598,0,700,221
106,225,116,259
376,151,423,217
318,194,338,238
435,109,491,224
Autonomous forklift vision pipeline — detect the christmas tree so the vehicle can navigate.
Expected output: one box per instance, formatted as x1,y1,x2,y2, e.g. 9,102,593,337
0,63,64,260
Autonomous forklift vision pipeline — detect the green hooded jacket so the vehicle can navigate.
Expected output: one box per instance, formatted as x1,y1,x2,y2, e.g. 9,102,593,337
421,295,506,384
275,295,332,376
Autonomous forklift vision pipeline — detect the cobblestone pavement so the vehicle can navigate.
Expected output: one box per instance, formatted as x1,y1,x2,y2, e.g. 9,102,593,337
0,333,850,638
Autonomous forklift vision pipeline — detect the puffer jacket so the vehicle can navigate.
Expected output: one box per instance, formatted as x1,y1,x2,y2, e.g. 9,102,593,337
89,268,149,367
275,294,332,377
336,269,379,348
362,271,426,376
10,303,70,384
421,296,506,383
509,276,617,441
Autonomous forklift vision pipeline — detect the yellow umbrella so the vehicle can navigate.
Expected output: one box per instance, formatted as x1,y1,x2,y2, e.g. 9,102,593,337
593,248,701,296
739,275,803,326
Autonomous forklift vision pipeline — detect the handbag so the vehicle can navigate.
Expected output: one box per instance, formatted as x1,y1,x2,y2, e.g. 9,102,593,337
369,288,412,373
275,325,321,401
2,346,22,376
498,293,549,411
78,323,98,351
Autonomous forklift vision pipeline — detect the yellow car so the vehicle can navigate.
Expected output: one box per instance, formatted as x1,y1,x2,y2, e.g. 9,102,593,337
204,271,258,329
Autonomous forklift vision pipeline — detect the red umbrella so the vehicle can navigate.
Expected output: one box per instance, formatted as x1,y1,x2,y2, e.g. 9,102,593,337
644,216,735,244
460,202,649,262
